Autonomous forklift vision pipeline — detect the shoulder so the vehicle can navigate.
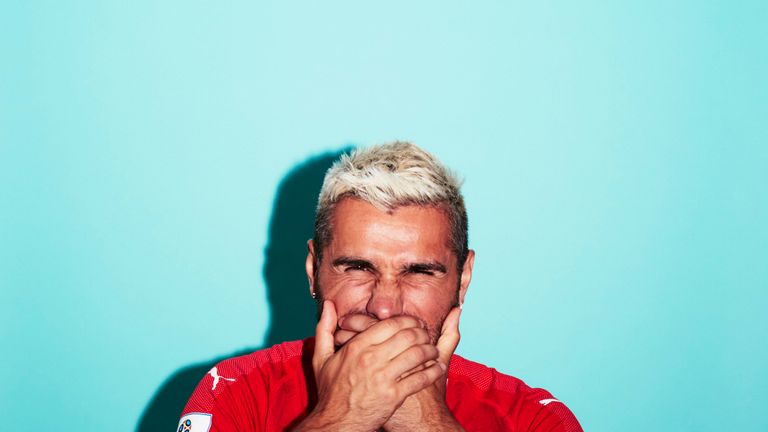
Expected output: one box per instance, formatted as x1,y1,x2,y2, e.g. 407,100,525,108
181,339,308,415
213,339,306,378
448,355,583,432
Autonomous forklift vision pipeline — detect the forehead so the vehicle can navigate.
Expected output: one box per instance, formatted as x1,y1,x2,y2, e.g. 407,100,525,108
328,198,453,259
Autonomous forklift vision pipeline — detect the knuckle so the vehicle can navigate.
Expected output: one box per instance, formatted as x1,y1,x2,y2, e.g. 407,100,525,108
417,344,438,361
401,327,419,344
371,369,384,384
413,371,430,388
376,319,398,334
400,315,420,327
380,319,398,333
361,316,377,328
358,350,375,367
427,344,439,358
345,339,362,354
382,385,398,404
405,346,422,364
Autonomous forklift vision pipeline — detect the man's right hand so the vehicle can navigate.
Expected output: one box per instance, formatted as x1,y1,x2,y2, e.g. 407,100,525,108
295,301,447,431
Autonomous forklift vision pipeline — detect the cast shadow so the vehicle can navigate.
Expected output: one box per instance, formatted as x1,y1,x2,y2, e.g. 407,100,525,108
135,146,353,432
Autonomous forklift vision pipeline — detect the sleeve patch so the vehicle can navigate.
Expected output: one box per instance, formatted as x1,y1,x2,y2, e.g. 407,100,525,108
177,413,212,432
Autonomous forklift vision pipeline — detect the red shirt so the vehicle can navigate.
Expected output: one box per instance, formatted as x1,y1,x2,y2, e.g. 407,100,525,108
179,339,582,432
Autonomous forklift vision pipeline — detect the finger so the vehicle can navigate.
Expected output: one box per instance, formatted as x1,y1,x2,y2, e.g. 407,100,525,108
377,326,430,361
313,300,337,372
398,360,435,380
334,329,358,347
387,343,439,380
352,315,422,346
436,307,461,366
338,313,379,332
396,361,446,397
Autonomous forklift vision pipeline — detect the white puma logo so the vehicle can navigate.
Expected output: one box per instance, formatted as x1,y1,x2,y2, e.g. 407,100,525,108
539,398,561,406
208,366,235,390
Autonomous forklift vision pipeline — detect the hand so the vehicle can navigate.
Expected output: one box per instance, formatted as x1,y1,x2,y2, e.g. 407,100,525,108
385,308,463,431
295,301,448,431
336,308,465,432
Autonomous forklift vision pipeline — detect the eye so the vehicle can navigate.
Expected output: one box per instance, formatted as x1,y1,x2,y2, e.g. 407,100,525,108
346,264,367,272
412,269,434,276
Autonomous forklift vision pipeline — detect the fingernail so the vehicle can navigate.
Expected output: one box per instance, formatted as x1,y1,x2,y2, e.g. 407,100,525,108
439,362,447,372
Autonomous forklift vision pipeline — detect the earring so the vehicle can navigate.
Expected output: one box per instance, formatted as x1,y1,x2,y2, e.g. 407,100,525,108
311,291,317,299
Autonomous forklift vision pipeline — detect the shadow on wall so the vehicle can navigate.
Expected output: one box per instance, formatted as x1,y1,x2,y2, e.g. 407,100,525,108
135,147,353,432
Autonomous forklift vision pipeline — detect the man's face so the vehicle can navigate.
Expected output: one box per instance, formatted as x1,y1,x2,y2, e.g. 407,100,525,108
306,197,474,344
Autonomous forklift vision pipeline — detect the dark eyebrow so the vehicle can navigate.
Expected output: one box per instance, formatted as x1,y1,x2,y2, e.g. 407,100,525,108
403,262,447,274
332,257,377,272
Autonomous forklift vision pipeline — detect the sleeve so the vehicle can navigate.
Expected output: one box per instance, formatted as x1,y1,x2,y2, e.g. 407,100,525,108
516,392,583,432
176,361,267,432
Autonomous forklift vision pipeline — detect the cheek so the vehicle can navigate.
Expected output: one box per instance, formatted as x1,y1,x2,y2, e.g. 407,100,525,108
400,276,457,318
320,271,376,308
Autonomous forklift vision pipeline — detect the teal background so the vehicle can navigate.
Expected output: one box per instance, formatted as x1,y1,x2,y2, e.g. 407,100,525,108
2,1,766,431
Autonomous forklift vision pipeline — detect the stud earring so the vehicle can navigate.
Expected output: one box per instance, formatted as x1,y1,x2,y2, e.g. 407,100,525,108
311,291,317,299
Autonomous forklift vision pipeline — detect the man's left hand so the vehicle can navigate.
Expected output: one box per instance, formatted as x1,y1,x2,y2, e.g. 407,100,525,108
335,309,464,432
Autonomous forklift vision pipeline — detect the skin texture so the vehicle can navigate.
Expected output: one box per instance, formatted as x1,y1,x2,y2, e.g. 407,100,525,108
295,197,475,431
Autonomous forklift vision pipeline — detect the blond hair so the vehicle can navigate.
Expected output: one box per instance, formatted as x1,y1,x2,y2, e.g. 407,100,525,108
313,141,469,270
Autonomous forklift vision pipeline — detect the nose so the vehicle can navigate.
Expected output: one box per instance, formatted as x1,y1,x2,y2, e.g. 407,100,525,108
365,276,403,320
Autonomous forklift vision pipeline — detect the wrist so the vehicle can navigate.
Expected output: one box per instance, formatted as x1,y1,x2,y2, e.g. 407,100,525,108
420,401,462,432
294,405,383,432
384,392,462,432
292,411,334,432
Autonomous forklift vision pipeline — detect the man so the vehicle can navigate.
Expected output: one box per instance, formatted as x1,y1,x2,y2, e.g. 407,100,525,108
178,142,582,431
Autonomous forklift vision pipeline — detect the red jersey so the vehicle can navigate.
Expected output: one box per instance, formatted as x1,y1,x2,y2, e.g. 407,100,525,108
179,339,582,432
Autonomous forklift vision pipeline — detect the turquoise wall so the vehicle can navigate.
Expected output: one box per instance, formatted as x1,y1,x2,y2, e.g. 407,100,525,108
2,1,766,431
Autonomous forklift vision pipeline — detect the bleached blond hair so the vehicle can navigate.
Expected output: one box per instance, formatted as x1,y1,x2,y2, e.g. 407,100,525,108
313,141,469,271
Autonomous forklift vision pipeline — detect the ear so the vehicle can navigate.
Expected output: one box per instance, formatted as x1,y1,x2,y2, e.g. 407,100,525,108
458,250,475,307
306,239,317,298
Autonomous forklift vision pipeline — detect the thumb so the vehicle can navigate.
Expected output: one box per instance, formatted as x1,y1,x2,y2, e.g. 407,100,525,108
313,300,337,372
436,307,461,366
